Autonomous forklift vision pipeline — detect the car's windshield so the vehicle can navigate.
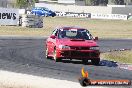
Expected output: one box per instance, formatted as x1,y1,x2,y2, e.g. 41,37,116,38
41,7,49,11
34,7,49,11
58,29,93,40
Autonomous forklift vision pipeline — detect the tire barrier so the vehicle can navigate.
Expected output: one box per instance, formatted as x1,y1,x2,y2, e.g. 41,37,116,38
21,14,43,28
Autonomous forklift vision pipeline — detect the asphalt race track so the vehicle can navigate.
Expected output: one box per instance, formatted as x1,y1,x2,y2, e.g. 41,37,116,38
0,37,132,83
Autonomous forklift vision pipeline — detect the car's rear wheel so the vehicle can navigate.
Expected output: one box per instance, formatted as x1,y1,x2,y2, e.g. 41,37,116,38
92,58,100,65
43,14,48,17
52,15,55,17
53,48,61,62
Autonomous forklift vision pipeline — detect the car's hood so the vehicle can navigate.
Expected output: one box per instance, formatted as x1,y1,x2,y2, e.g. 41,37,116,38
57,39,98,47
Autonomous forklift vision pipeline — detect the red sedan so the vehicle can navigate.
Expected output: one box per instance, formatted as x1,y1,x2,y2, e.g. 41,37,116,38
46,26,100,65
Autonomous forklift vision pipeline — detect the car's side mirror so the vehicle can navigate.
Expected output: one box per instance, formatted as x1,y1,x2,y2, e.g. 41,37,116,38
50,35,56,39
94,37,98,41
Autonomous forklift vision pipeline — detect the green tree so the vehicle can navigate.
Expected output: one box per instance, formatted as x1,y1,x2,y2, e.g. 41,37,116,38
85,0,99,5
85,0,109,6
98,0,108,5
85,0,126,5
114,0,124,5
16,0,38,8
85,0,93,5
125,0,132,5
108,0,124,5
16,0,27,8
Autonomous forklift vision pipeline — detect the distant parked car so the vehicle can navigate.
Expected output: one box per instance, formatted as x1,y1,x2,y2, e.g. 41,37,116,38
46,26,100,65
31,7,56,17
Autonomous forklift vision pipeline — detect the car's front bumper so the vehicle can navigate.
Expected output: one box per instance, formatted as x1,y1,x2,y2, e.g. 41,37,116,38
56,49,100,59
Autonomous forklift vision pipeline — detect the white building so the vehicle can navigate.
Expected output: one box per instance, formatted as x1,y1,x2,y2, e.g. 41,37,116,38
0,0,16,8
39,0,85,6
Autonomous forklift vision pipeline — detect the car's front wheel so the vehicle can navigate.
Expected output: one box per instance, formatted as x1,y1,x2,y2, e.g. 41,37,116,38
53,48,61,62
43,13,48,17
92,58,100,65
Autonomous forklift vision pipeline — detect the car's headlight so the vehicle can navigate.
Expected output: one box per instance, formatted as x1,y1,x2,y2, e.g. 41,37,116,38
90,46,99,50
59,45,70,50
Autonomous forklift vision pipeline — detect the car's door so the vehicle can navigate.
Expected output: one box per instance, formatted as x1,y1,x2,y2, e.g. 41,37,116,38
47,29,58,55
37,8,42,16
35,8,39,15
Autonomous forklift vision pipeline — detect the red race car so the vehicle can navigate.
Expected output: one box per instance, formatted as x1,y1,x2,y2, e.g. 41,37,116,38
46,26,100,65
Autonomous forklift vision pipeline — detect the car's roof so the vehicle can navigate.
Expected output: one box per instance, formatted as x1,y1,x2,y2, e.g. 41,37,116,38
33,7,49,10
57,26,87,30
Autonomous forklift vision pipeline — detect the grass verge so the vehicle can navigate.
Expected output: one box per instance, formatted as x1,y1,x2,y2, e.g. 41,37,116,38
0,17,132,38
101,50,132,64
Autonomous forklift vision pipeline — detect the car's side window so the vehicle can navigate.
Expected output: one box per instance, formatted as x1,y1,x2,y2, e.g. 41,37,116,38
52,29,58,36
